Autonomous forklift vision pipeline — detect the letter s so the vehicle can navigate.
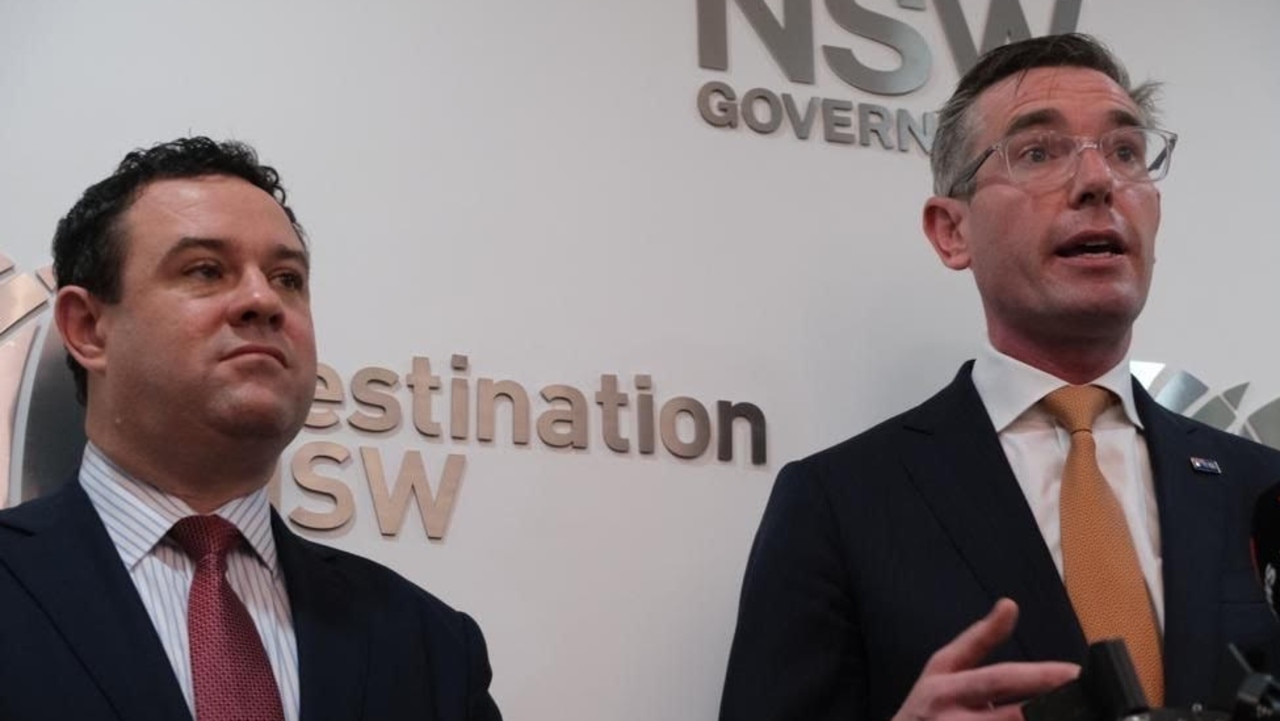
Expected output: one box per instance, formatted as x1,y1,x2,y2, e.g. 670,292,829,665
822,0,930,96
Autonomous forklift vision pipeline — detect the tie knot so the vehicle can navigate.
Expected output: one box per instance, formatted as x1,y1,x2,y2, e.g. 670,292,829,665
1042,384,1113,432
170,515,241,563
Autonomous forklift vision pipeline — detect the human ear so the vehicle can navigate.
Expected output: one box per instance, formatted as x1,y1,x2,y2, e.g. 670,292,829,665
922,196,972,271
54,286,109,374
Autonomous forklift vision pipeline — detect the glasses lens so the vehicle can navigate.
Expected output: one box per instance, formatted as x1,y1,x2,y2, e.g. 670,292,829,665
1003,132,1078,187
1001,129,1174,188
1102,128,1172,182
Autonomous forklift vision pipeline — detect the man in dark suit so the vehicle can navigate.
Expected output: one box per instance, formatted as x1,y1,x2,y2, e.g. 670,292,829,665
720,34,1280,721
0,137,502,720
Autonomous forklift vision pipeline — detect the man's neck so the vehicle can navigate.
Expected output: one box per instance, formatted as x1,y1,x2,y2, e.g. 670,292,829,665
85,424,278,514
989,328,1131,385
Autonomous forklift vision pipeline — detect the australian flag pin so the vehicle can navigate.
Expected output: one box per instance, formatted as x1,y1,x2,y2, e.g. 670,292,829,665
1189,457,1222,475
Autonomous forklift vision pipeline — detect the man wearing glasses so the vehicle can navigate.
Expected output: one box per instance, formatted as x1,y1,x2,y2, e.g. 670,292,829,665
720,33,1280,721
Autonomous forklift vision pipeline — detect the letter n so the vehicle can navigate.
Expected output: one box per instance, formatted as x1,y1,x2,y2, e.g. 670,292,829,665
697,0,816,83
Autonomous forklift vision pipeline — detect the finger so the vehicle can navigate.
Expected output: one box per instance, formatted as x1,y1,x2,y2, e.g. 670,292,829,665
924,599,1020,674
943,661,1081,708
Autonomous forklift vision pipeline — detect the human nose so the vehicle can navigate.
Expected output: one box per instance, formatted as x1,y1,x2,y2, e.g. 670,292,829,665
227,269,284,329
1068,142,1115,207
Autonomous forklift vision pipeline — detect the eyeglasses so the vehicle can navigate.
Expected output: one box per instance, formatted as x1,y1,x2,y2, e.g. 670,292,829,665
946,127,1178,197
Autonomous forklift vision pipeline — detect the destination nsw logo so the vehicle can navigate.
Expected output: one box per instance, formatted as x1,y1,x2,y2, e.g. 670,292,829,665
0,258,768,542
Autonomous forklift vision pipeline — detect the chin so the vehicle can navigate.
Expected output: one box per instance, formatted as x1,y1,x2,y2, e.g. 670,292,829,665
217,413,301,442
1055,286,1142,321
1052,306,1140,342
213,395,309,441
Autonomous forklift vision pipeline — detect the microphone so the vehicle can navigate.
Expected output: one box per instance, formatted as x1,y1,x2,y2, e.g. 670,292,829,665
1251,481,1280,621
1022,640,1148,721
1020,483,1280,721
1021,640,1280,721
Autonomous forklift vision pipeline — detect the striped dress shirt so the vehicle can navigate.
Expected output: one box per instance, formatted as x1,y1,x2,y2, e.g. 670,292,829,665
79,442,300,721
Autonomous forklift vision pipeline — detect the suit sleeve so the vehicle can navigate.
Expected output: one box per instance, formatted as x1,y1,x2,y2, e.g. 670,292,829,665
460,611,503,721
719,460,868,721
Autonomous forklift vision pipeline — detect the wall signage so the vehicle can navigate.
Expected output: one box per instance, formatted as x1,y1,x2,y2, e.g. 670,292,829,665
694,0,1083,151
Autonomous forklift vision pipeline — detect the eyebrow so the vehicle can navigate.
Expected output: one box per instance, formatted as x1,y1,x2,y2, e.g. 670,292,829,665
1106,108,1144,128
164,236,310,270
1004,107,1145,137
1004,108,1063,136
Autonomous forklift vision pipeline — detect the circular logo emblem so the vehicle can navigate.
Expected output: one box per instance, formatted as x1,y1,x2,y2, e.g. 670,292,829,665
0,257,84,508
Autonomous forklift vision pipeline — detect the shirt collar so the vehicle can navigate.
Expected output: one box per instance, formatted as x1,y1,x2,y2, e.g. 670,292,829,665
78,442,279,574
971,341,1144,433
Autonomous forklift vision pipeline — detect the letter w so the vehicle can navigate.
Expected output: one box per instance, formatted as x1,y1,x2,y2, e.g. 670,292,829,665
934,0,1082,75
361,447,465,540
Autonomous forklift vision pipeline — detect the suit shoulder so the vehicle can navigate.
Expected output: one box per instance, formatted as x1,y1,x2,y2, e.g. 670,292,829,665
789,379,958,477
1201,421,1280,461
0,482,79,535
1147,400,1280,464
285,533,479,635
277,529,501,719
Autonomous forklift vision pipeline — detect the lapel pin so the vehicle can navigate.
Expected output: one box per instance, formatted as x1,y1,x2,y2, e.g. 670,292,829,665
1189,457,1222,475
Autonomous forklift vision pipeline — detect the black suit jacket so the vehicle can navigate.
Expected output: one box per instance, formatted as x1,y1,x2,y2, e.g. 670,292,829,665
720,363,1280,721
0,479,502,721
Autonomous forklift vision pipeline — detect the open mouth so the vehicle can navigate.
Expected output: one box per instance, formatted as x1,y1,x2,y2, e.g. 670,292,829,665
1056,235,1125,258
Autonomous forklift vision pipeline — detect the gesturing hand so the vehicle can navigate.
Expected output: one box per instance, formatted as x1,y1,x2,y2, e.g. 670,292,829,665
891,599,1080,721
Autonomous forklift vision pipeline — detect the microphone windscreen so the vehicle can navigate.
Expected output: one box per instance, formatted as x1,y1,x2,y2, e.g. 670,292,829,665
1251,481,1280,620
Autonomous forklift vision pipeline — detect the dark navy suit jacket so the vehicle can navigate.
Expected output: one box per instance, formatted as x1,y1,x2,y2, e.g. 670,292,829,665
0,479,502,721
720,363,1280,721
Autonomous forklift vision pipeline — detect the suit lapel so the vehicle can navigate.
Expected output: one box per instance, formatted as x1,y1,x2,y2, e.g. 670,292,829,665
896,371,1227,698
273,514,369,721
899,364,1087,663
0,481,191,721
1134,383,1223,705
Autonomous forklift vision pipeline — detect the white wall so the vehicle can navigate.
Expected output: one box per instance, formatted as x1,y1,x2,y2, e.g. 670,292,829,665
2,2,1278,719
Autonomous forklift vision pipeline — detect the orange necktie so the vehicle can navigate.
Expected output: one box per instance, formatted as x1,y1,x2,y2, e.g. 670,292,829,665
1041,385,1164,706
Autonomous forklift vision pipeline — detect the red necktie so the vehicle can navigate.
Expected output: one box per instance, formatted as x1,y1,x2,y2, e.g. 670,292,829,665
170,515,285,721
1041,385,1164,706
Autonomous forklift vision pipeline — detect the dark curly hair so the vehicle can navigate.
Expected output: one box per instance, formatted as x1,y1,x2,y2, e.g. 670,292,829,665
52,136,305,403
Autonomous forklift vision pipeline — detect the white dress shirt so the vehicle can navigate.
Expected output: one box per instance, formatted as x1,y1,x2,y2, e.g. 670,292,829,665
970,343,1165,628
79,442,300,720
